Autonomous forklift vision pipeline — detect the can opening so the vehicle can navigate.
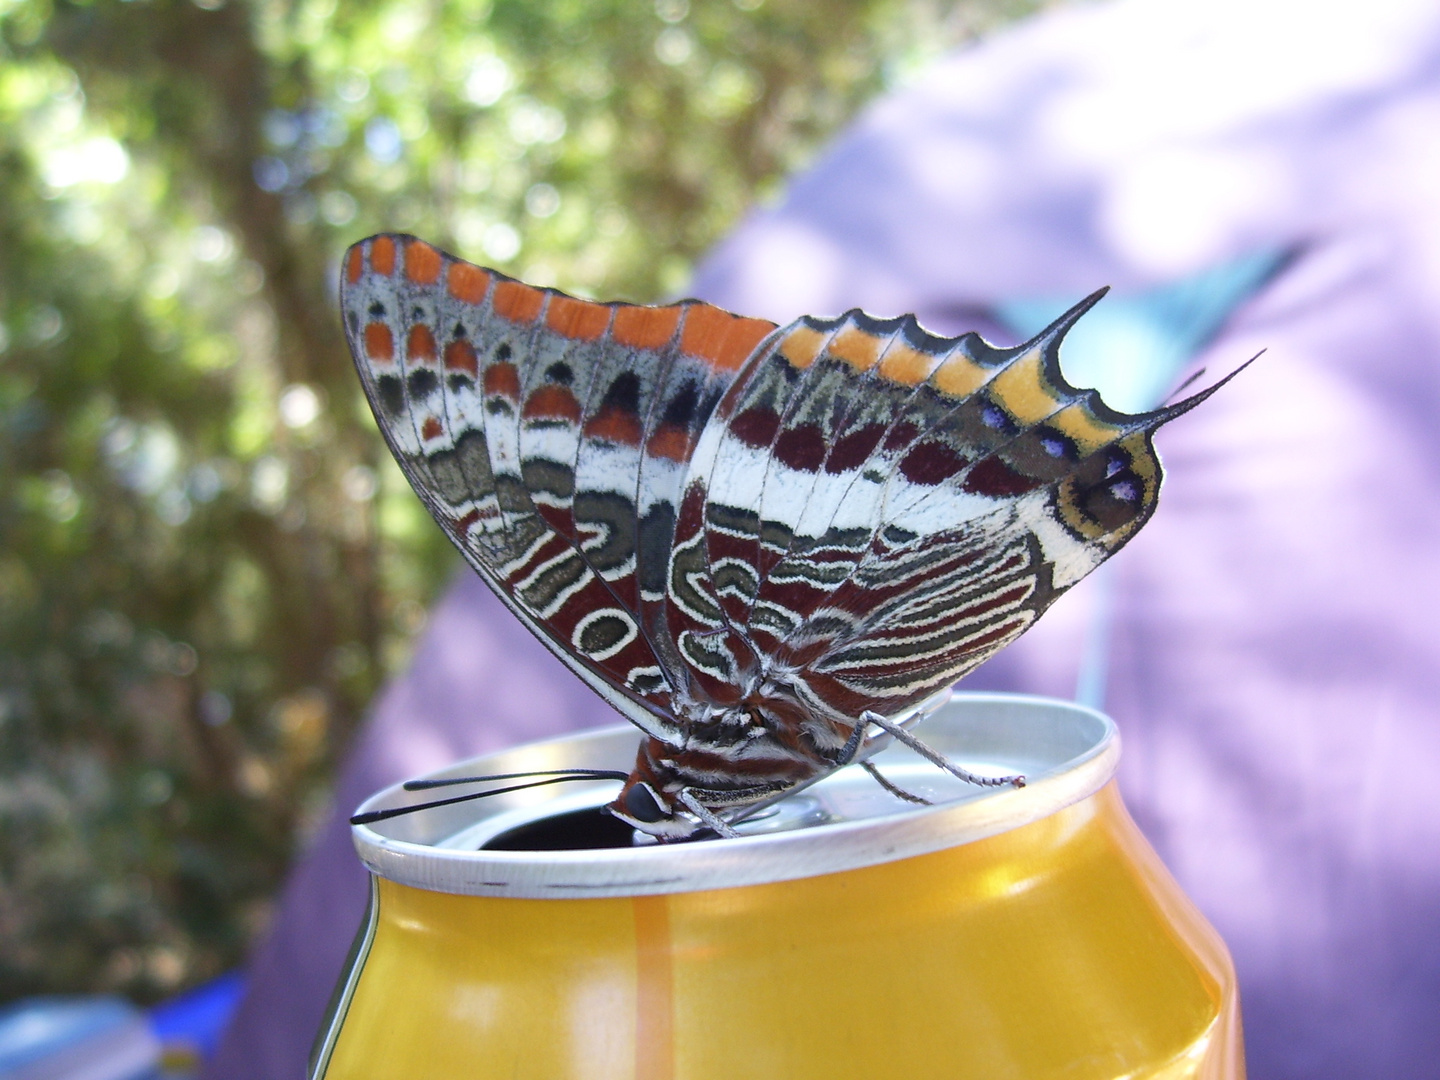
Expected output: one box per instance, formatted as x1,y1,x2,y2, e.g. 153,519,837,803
481,805,635,851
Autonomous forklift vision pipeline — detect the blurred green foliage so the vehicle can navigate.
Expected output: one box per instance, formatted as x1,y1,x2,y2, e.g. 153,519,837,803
0,0,1043,1002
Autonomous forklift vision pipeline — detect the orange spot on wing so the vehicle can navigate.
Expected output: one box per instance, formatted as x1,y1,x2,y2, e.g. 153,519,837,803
546,295,613,341
877,343,939,386
584,406,643,446
407,324,437,362
680,304,777,372
447,262,490,304
364,323,394,362
444,340,478,376
421,416,443,441
493,281,545,324
778,325,828,369
484,362,521,400
1049,402,1121,456
523,384,582,424
612,305,683,349
932,353,990,399
828,327,883,371
370,236,396,276
646,423,692,462
345,245,363,284
404,240,442,284
988,349,1058,423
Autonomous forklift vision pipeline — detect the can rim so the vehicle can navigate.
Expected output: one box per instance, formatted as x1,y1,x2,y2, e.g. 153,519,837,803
351,692,1119,898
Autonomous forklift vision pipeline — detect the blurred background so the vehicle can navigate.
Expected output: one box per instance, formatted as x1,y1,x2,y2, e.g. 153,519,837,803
0,0,1050,1024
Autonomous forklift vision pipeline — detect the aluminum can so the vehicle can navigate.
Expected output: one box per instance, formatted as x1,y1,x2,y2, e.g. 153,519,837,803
311,692,1242,1080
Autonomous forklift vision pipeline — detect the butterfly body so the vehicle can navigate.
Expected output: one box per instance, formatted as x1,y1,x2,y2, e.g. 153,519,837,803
342,234,1218,839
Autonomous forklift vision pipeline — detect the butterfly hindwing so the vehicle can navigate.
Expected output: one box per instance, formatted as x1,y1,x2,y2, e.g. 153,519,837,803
679,292,1209,727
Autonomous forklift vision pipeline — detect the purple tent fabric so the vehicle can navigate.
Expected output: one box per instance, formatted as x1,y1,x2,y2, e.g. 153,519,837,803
208,0,1440,1076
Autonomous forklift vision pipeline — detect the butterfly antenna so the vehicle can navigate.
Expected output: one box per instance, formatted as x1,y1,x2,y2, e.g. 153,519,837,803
404,768,629,791
351,771,628,826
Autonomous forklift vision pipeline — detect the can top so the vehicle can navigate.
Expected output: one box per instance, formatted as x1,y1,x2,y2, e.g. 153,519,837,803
351,692,1119,898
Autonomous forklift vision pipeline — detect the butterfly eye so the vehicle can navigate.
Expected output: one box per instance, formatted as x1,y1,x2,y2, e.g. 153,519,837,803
624,783,668,823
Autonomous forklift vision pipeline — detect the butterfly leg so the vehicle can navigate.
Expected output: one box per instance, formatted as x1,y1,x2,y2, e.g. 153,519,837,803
859,711,1025,789
833,712,873,768
676,789,742,839
860,760,932,805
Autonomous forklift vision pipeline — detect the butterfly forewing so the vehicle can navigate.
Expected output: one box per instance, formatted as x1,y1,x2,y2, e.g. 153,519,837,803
342,235,772,734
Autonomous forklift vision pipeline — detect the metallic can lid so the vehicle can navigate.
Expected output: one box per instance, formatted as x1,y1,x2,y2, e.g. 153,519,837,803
350,692,1119,899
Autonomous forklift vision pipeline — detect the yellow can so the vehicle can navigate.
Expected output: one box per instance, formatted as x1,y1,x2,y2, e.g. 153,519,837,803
312,693,1242,1080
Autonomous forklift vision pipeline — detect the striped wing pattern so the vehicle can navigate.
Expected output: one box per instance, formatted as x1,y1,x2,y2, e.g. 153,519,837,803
683,300,1184,734
342,234,1217,835
340,234,775,744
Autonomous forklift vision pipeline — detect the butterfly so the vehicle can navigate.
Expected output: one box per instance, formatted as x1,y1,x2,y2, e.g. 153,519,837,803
340,233,1230,840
